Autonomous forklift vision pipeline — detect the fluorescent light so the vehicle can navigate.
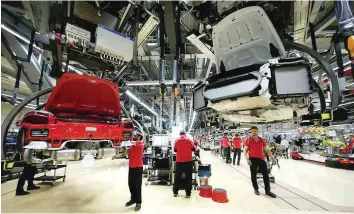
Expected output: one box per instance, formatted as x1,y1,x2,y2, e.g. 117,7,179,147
331,124,351,126
2,93,45,106
126,90,158,116
14,101,37,109
137,15,159,48
62,63,83,75
189,111,197,132
187,34,215,63
146,42,158,46
1,24,42,52
313,61,351,79
3,76,26,85
339,101,354,107
189,97,193,123
126,79,198,86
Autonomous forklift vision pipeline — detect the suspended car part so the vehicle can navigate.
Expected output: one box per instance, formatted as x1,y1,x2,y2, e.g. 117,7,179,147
192,6,343,125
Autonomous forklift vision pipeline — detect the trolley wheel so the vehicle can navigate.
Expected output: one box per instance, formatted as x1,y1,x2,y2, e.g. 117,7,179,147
63,177,66,182
270,179,275,183
197,186,200,190
145,182,148,186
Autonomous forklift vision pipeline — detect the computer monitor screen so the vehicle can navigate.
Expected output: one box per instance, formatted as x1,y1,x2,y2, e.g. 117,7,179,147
193,84,207,111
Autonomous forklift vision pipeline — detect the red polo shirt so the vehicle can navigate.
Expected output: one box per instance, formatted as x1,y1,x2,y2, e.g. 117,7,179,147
232,137,242,148
246,136,266,160
128,141,144,168
222,137,230,148
174,135,196,163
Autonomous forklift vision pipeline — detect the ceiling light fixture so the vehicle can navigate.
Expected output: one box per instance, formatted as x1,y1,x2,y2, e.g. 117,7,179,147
62,63,84,75
187,34,215,63
126,90,158,116
137,15,159,48
146,42,158,46
1,24,42,52
189,111,197,133
126,79,198,86
339,101,354,107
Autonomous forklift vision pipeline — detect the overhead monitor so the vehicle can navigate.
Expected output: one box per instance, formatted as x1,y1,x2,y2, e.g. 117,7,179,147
193,82,207,111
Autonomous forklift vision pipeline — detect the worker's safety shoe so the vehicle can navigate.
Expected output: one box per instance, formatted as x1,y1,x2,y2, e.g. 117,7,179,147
266,191,276,198
27,185,40,190
16,191,30,196
125,200,135,207
254,189,260,196
134,204,141,212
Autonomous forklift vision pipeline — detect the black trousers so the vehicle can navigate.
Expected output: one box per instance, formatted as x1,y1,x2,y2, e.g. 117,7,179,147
233,148,242,165
16,164,37,192
224,147,231,163
173,161,193,195
128,167,143,204
250,158,270,192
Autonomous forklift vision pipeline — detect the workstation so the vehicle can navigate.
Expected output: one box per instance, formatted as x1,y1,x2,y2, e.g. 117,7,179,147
1,1,354,213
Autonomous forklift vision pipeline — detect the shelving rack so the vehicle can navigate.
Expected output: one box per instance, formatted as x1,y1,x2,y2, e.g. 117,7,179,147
4,131,18,158
34,162,67,186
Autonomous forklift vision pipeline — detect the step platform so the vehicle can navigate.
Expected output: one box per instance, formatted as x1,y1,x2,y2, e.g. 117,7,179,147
212,188,229,203
199,185,213,198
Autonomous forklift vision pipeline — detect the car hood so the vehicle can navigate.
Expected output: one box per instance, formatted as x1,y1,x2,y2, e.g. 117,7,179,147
46,73,121,117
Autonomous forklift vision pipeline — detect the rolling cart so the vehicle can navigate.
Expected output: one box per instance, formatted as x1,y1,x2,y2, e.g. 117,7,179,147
34,162,67,186
1,160,23,182
145,155,172,186
143,152,152,176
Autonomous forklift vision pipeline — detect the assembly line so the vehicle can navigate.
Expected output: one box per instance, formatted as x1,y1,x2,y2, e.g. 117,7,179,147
2,0,354,213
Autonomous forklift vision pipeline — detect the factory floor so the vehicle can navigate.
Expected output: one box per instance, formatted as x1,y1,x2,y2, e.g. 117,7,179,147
1,150,354,213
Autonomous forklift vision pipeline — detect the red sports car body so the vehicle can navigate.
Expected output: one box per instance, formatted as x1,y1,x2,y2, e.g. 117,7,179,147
17,73,134,161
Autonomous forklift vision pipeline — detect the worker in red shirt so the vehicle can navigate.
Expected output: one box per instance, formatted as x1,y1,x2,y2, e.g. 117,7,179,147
349,135,354,155
193,137,198,147
173,130,197,198
232,134,242,165
242,137,249,149
222,134,231,163
244,126,276,198
219,137,224,157
126,133,144,211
